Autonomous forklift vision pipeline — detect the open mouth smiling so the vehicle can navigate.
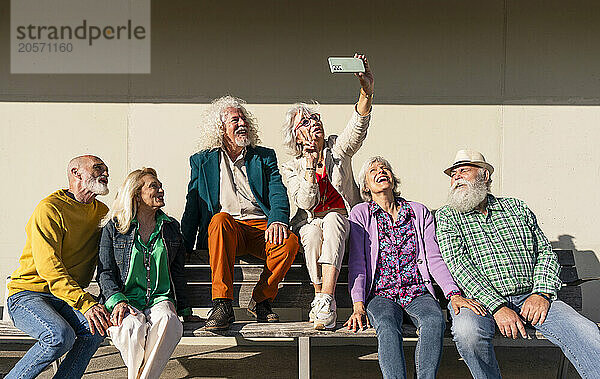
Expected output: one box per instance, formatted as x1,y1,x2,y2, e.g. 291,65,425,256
235,127,248,135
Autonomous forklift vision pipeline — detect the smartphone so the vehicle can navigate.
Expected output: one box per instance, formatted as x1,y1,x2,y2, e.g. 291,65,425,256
328,57,365,73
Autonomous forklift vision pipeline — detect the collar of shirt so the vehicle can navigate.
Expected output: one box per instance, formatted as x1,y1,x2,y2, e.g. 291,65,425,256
463,194,503,217
221,147,247,166
369,197,414,223
131,210,170,246
131,209,170,225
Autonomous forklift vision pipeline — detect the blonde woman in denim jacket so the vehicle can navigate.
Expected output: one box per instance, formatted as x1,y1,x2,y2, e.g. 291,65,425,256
98,168,199,379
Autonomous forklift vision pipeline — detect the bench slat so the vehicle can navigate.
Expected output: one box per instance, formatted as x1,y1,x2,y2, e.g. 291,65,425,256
187,250,306,265
184,265,349,283
558,286,582,311
185,265,312,283
185,283,353,308
559,266,579,283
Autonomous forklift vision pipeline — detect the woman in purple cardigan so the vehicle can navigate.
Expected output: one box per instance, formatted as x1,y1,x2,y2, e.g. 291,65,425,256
344,156,484,379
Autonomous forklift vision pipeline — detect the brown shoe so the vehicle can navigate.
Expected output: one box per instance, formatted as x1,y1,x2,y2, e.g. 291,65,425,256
247,298,279,323
205,299,235,331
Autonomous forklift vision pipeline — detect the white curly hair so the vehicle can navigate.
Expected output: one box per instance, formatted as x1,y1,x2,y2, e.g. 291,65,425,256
281,102,321,158
197,95,261,151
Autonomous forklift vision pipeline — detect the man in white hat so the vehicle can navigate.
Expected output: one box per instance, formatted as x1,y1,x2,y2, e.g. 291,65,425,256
435,149,600,379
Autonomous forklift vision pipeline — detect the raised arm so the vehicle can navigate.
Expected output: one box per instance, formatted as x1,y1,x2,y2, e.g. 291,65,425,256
355,53,374,116
334,54,374,158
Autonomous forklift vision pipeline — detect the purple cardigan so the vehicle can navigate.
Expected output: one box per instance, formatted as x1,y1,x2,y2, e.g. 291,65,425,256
348,200,460,303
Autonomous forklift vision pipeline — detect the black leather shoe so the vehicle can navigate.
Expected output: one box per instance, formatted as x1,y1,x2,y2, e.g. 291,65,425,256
247,298,279,323
205,298,235,331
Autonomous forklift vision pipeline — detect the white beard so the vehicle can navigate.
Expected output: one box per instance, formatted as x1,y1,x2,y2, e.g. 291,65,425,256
447,177,488,213
234,127,250,147
84,176,109,196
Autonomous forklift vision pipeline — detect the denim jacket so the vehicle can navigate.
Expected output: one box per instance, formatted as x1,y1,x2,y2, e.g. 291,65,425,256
97,211,190,313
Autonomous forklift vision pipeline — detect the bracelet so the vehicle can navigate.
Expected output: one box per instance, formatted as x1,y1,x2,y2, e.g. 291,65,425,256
536,292,552,303
360,88,374,98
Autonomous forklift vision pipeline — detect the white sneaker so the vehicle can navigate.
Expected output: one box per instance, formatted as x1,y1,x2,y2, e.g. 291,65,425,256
309,294,321,323
313,293,336,330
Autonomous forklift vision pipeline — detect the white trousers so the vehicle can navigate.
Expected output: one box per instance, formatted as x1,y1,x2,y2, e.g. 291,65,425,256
108,300,183,379
298,212,350,284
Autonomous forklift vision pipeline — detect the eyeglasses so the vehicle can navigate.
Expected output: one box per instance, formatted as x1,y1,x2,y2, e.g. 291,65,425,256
294,113,321,131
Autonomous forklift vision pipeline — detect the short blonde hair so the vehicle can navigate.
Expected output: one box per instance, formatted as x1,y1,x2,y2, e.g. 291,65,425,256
101,167,158,233
358,156,401,201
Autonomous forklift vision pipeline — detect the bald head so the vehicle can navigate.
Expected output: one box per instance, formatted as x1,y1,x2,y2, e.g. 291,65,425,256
67,155,109,199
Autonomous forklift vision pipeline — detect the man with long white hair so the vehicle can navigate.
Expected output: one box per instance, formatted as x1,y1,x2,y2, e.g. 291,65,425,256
182,95,299,331
6,155,113,378
435,149,600,379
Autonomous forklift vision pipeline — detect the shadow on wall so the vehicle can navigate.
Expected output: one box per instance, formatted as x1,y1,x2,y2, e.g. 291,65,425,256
551,235,600,279
551,235,600,320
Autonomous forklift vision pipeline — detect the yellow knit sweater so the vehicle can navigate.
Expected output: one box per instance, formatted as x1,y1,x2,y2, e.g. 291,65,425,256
8,189,108,313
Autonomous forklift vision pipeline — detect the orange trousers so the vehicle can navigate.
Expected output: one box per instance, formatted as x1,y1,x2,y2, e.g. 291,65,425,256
207,212,299,303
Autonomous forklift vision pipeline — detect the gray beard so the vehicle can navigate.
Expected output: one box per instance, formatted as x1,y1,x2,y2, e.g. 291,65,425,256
85,176,109,196
235,135,250,147
234,127,250,147
447,178,488,213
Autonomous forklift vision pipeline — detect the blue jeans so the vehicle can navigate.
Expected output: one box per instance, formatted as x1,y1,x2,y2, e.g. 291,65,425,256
366,294,445,379
449,292,600,379
6,291,105,379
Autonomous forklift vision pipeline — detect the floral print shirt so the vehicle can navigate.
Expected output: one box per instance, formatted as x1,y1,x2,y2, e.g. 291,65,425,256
370,198,428,307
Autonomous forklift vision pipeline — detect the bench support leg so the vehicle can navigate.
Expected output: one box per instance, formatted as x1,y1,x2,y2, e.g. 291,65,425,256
298,336,310,379
556,353,569,379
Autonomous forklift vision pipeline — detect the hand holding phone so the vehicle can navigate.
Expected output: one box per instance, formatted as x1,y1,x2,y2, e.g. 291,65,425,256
328,57,365,73
327,54,374,94
353,53,374,96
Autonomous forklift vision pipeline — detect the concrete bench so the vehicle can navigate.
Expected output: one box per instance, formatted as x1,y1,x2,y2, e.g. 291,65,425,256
1,249,598,379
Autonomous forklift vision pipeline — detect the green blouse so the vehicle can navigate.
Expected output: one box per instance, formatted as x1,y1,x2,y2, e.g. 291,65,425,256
105,212,174,312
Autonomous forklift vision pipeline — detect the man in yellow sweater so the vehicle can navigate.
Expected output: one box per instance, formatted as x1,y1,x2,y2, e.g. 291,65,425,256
6,155,113,379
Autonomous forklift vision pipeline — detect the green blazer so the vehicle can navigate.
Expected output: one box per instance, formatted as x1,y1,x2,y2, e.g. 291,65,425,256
181,146,290,251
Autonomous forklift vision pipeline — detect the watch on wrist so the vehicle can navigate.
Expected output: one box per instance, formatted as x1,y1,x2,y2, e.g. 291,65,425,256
536,292,552,303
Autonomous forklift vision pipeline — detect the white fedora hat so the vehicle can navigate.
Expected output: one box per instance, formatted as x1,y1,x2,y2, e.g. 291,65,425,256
444,149,494,176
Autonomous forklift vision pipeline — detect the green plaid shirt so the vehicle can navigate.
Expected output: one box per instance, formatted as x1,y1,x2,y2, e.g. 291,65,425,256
435,195,561,313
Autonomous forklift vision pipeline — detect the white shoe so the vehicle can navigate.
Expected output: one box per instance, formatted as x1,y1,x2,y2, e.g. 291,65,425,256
313,294,336,330
309,294,320,323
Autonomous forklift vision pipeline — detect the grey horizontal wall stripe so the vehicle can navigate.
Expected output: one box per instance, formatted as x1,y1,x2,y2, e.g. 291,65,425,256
2,0,599,105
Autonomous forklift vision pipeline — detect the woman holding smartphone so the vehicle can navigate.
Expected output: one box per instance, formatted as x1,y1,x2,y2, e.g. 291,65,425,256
280,54,374,329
